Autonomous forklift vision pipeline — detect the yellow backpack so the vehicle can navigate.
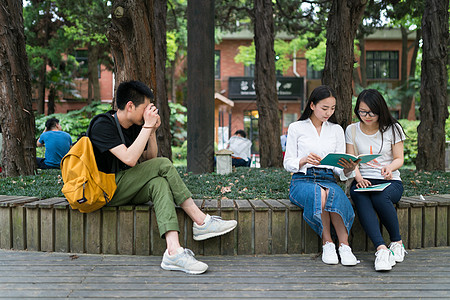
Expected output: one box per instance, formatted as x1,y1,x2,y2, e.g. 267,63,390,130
61,113,124,213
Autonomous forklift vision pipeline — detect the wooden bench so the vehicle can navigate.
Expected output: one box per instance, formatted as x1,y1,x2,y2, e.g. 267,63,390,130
0,194,449,256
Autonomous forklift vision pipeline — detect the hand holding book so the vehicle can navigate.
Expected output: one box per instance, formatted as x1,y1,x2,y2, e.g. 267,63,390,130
320,153,381,168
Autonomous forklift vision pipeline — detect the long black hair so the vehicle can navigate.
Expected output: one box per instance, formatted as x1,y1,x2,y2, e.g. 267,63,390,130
299,85,338,124
354,89,405,151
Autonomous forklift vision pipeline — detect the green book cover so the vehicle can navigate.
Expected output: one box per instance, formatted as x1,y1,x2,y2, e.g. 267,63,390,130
319,153,380,168
355,182,391,192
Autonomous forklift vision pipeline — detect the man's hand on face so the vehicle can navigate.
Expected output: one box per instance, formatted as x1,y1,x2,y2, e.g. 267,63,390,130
143,103,160,128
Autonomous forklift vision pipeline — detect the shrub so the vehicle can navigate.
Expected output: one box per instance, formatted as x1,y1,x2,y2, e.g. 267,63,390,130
398,119,419,166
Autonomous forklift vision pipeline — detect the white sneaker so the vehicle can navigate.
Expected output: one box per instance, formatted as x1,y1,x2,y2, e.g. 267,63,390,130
389,242,407,263
338,243,358,266
160,248,208,275
322,242,339,265
193,214,237,241
374,248,396,271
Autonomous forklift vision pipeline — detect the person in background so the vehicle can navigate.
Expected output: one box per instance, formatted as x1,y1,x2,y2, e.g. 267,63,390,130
284,85,359,266
346,89,407,272
280,131,288,158
37,118,72,169
227,130,252,167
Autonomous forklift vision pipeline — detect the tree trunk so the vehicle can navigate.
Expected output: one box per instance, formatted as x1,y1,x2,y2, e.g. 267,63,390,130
186,0,215,174
322,0,366,129
0,0,36,176
416,0,449,171
400,28,422,119
107,0,172,158
253,0,283,168
359,37,367,87
87,44,101,104
154,0,172,159
47,86,56,115
37,63,46,114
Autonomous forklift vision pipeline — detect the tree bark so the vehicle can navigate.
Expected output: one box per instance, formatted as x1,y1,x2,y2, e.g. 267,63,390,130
87,44,101,104
47,86,56,115
186,0,215,174
400,28,422,119
153,0,172,159
0,0,36,176
253,0,283,168
416,0,449,171
107,0,172,158
322,0,366,129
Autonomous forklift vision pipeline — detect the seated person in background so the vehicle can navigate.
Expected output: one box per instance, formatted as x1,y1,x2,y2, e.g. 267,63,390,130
0,125,2,172
227,130,252,167
37,117,72,169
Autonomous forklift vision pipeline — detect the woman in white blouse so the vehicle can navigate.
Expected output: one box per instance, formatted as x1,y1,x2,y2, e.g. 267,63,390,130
284,85,359,266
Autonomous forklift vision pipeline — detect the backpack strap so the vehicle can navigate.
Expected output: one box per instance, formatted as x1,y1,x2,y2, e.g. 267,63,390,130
86,111,126,173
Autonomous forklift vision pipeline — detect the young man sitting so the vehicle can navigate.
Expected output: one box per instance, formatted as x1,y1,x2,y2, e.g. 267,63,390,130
89,80,237,274
37,118,72,169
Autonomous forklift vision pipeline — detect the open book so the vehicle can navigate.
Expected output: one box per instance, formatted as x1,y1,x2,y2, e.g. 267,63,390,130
355,182,391,192
319,153,380,168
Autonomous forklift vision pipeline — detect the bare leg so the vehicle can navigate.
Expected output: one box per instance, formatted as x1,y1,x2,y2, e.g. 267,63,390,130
320,188,333,244
165,230,181,255
330,212,349,245
180,198,207,226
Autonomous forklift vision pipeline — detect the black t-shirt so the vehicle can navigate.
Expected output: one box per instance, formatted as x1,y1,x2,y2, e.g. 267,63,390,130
89,111,142,173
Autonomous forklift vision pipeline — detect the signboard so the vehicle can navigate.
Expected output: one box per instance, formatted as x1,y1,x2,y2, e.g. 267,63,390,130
228,76,304,100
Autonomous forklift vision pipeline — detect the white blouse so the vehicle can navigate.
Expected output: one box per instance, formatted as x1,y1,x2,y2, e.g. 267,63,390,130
283,119,353,180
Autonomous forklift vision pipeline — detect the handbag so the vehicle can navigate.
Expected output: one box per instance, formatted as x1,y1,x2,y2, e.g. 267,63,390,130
345,124,358,197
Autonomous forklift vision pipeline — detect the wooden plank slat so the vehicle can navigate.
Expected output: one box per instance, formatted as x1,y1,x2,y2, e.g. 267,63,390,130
278,199,302,254
135,205,151,256
118,206,134,255
11,206,26,250
423,206,436,248
235,200,253,255
0,206,12,249
54,205,69,252
86,210,101,254
303,218,320,254
25,206,40,251
101,207,117,255
40,208,54,252
350,214,366,252
220,199,236,255
264,200,287,254
251,200,269,254
70,210,85,253
397,207,409,249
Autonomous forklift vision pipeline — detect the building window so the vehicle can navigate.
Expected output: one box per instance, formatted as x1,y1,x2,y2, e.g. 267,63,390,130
74,50,88,78
215,50,220,79
244,64,255,77
366,51,399,79
307,60,322,79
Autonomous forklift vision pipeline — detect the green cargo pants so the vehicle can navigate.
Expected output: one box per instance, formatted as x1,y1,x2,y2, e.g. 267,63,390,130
108,157,192,238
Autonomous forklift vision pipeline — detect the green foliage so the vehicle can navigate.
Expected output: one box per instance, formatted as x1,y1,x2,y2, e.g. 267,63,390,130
1,167,449,200
35,101,111,141
398,119,419,165
169,102,187,146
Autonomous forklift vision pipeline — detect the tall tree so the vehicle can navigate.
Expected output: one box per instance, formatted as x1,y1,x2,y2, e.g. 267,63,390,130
322,0,367,129
253,0,283,168
107,0,172,158
0,0,36,176
186,0,215,173
416,0,449,171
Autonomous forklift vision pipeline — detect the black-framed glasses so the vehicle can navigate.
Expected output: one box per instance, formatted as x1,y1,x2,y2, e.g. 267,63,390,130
358,110,377,117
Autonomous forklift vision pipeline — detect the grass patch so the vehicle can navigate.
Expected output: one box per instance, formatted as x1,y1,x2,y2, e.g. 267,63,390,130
0,167,448,200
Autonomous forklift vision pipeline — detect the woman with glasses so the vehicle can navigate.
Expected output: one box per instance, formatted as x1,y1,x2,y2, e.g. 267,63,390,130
284,85,359,266
346,89,407,271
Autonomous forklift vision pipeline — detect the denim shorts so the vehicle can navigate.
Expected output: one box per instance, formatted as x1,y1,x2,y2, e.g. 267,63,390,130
289,167,355,237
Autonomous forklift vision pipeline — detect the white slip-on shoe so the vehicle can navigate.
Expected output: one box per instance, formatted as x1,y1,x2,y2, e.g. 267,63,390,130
322,241,339,265
161,247,208,275
193,214,237,241
338,243,358,266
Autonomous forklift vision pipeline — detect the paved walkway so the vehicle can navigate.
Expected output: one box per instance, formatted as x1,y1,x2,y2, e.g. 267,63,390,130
0,247,449,299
